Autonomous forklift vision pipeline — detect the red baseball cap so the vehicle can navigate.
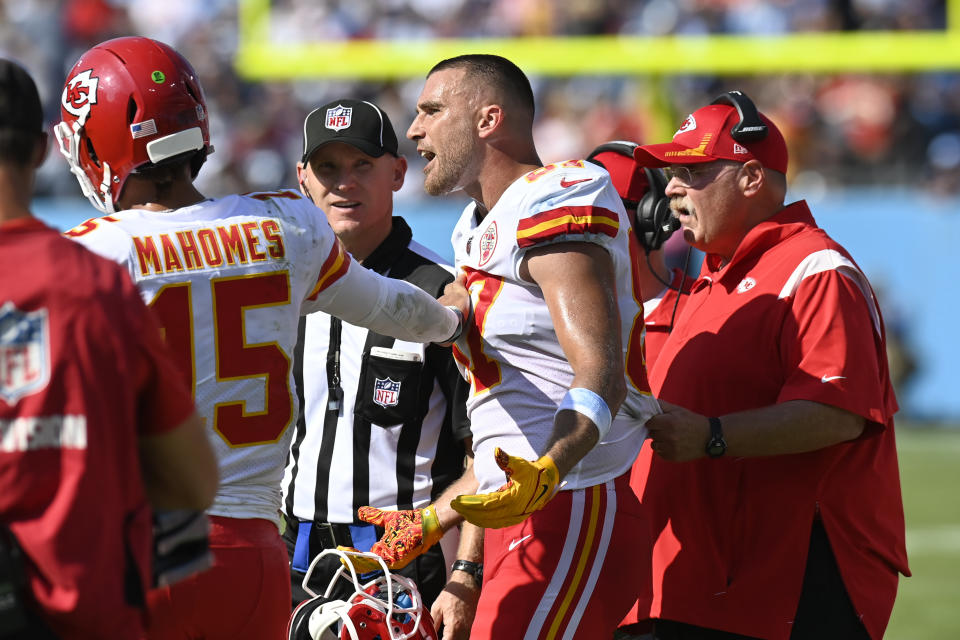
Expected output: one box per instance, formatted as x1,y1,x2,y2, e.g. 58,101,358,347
589,145,651,202
634,104,788,174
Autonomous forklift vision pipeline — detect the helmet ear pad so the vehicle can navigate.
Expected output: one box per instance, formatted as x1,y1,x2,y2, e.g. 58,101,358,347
288,595,336,640
634,167,678,253
286,548,439,640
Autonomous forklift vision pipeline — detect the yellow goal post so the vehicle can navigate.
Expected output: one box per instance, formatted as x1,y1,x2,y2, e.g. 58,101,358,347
236,0,960,80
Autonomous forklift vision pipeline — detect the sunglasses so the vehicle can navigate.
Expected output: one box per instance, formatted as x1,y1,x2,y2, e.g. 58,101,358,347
664,161,740,187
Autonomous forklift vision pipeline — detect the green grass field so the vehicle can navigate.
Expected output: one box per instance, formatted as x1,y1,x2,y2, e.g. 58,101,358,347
885,423,960,639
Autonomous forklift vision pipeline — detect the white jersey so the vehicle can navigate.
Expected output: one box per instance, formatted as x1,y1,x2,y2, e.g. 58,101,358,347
66,190,459,524
450,161,659,493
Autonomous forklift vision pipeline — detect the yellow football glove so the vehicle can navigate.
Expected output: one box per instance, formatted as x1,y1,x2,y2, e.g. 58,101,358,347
337,504,444,573
451,447,560,528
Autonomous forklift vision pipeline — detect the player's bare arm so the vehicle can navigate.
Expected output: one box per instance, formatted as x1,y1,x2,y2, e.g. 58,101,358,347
138,412,218,510
521,240,627,478
430,444,483,639
431,519,483,640
451,240,628,525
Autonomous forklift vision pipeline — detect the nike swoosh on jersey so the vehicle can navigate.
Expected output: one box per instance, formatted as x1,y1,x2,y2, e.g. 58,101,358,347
559,177,592,188
508,534,533,551
534,483,550,504
820,375,846,383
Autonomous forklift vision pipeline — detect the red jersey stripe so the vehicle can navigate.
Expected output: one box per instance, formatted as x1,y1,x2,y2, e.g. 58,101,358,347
308,241,351,300
540,484,606,640
516,206,619,248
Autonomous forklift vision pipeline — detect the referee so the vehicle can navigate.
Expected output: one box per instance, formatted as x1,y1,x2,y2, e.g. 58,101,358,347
281,99,477,614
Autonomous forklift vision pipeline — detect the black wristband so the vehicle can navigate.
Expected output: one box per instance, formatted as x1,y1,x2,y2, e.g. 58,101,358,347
451,559,483,585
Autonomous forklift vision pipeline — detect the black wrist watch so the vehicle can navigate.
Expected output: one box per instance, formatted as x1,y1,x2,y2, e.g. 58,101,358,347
451,559,483,586
706,416,727,458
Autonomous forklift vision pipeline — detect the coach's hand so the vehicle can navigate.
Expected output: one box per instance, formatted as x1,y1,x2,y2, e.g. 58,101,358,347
645,400,710,461
451,448,560,529
339,504,445,573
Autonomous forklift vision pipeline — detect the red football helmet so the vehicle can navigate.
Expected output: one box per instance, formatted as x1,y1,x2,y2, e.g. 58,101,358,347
55,36,213,213
287,549,438,640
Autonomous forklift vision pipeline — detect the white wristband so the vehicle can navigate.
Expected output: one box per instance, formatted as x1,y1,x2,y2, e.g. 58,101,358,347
557,387,613,440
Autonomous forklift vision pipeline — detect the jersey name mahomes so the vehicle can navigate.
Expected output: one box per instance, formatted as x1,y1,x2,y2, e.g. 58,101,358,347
131,220,285,277
66,218,287,277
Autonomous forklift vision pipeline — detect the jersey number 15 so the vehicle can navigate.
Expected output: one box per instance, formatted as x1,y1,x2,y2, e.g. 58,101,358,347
150,271,293,447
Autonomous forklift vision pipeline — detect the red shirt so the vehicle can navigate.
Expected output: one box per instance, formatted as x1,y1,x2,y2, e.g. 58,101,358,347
646,202,908,640
0,218,195,639
643,267,691,372
621,266,692,628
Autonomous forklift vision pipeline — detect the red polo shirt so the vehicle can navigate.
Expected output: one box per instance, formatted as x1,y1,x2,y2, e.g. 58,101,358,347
621,266,692,629
646,202,908,640
0,218,195,639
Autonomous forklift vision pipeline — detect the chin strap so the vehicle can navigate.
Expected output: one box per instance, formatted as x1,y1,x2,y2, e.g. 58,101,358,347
54,117,115,214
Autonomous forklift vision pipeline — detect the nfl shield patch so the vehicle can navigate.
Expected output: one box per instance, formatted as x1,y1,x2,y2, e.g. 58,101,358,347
0,302,51,404
326,105,353,131
373,377,401,408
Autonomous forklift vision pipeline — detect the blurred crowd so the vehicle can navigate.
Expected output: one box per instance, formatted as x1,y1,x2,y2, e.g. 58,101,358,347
3,0,960,204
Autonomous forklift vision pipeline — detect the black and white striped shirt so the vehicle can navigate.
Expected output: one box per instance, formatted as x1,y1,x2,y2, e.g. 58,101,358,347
282,217,471,524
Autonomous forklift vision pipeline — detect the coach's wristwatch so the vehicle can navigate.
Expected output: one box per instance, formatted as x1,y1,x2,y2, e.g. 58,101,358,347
706,416,727,458
451,559,483,587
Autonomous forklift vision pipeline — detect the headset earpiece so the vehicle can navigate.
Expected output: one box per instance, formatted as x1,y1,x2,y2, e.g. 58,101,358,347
710,90,768,143
634,167,677,253
585,141,676,253
586,140,639,161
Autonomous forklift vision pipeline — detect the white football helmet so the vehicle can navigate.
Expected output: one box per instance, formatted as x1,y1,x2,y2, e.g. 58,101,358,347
286,549,438,640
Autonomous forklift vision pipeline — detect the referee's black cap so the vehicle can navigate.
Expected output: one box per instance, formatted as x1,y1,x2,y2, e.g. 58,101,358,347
301,99,399,164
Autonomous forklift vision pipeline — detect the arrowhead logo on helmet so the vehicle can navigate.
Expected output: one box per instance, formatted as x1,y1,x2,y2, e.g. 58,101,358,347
61,69,99,120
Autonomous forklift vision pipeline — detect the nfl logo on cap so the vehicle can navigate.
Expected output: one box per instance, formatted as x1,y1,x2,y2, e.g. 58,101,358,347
373,377,401,408
326,105,352,131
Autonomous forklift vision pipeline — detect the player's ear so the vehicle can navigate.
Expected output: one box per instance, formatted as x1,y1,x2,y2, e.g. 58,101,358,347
477,105,503,139
392,155,407,192
34,131,49,167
